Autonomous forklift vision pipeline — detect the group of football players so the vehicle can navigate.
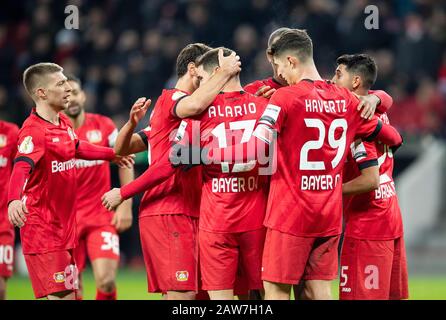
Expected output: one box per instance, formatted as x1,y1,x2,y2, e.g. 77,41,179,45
0,27,407,300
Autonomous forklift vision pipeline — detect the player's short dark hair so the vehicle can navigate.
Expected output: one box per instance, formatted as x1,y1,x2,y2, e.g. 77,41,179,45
23,62,64,96
336,54,378,89
270,29,313,63
176,43,212,77
195,47,234,73
66,74,81,86
267,27,292,50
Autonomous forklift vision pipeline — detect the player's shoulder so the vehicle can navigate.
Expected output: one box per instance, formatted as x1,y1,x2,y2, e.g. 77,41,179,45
166,88,189,102
270,85,302,103
321,80,355,100
1,120,19,134
59,112,73,126
20,114,42,132
86,112,114,125
243,79,264,93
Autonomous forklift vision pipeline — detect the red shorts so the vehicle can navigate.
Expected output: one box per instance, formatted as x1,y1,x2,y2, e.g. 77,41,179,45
24,250,79,299
0,228,15,278
339,236,409,300
262,228,340,284
199,228,266,291
74,224,120,272
139,215,199,293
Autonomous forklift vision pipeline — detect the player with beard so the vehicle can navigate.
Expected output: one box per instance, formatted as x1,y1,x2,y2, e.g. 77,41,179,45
64,75,134,300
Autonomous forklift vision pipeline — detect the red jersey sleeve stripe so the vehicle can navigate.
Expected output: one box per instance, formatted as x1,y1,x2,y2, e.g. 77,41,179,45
358,159,378,171
364,119,383,142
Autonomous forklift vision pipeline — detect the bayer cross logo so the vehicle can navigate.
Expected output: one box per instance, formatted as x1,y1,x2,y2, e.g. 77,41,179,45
176,271,189,282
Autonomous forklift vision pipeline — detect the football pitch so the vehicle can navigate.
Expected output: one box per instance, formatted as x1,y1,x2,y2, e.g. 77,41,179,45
6,268,446,300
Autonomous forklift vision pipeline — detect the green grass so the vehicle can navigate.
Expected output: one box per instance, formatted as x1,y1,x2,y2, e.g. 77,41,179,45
6,268,446,300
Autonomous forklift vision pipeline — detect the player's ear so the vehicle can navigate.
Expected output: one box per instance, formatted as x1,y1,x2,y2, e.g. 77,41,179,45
266,48,273,63
35,87,47,100
287,55,298,68
212,65,220,76
352,75,361,91
80,90,87,105
187,62,197,76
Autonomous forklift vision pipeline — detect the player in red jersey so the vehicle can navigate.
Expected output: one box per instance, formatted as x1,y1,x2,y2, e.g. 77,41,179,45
64,75,134,300
189,29,403,300
332,54,408,300
175,48,269,300
0,120,19,299
244,28,289,98
102,44,241,300
7,63,133,300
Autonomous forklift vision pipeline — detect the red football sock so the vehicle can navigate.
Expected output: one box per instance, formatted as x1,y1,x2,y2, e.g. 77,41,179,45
96,288,117,300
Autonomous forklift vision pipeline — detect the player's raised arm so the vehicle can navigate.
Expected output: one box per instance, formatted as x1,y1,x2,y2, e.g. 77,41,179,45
114,98,152,156
174,49,241,119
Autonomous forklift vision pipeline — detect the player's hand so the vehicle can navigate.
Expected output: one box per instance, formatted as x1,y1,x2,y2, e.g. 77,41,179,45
169,143,208,171
111,202,133,233
112,154,135,169
102,188,124,211
129,98,151,126
255,85,276,99
8,200,28,228
356,94,380,120
218,49,241,76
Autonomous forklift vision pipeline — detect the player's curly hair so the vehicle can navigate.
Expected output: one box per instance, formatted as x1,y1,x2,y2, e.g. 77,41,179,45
176,43,212,77
270,29,313,63
336,54,378,89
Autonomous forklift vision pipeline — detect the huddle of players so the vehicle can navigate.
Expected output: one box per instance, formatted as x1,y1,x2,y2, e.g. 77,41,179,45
0,27,407,300
101,27,407,300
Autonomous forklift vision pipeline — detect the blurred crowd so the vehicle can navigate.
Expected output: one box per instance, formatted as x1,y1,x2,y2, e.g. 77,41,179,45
0,0,445,139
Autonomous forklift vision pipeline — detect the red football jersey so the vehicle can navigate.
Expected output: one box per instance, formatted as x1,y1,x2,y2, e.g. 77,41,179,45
261,80,382,237
244,77,284,96
137,89,201,218
0,121,19,233
74,113,118,228
15,110,79,254
343,113,404,240
178,91,270,233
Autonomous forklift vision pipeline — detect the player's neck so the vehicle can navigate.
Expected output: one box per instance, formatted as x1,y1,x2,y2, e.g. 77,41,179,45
69,110,85,129
35,103,60,125
175,77,194,94
221,77,243,92
295,62,323,83
354,88,368,96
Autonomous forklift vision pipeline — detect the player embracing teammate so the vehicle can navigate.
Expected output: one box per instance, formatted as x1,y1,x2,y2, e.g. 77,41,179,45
333,54,408,300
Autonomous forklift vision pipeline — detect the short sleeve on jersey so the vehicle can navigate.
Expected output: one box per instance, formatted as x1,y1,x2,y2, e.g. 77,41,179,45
258,90,288,133
350,140,378,170
171,91,189,119
14,126,45,171
356,117,383,141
